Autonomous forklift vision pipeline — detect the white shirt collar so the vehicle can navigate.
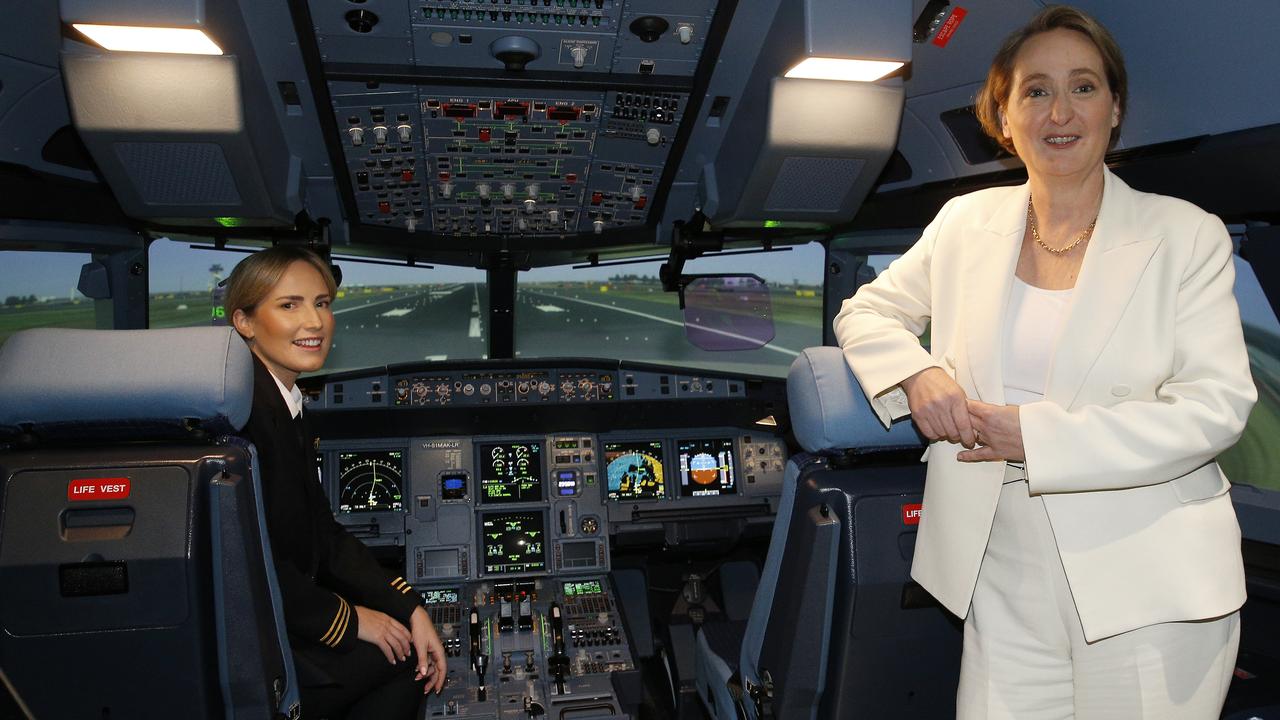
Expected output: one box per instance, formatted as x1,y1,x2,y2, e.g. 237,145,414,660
269,371,305,419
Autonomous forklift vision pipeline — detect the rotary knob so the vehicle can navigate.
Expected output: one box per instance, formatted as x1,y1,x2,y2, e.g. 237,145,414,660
592,219,605,234
547,209,560,224
440,182,453,199
348,127,365,146
396,124,412,143
502,183,516,201
372,126,388,145
477,184,492,200
645,128,661,145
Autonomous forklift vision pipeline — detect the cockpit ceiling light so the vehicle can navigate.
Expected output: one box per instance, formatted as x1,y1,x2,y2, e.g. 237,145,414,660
72,24,223,55
784,57,904,82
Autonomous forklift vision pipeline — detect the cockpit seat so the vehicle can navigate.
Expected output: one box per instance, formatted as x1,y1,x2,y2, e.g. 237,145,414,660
694,346,959,719
0,327,299,719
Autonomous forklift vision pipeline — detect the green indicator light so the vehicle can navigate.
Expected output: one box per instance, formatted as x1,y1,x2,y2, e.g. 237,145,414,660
215,217,244,228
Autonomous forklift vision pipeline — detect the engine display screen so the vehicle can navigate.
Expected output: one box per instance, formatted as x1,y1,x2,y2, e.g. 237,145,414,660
478,442,543,504
603,440,665,501
337,450,405,513
481,511,547,575
563,579,604,597
677,438,738,497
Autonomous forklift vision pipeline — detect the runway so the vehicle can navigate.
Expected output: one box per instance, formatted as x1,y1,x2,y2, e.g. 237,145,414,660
323,283,821,377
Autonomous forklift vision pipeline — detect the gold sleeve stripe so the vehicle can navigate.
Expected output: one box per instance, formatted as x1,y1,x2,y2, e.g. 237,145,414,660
320,597,350,647
391,577,407,590
401,585,414,594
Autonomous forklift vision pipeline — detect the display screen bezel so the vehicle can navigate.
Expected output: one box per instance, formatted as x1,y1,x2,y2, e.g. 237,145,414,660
675,436,739,498
478,509,550,577
335,448,407,514
601,439,667,502
476,441,545,505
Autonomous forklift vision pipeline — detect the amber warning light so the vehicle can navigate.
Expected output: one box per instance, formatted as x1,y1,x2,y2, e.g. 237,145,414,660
68,478,132,502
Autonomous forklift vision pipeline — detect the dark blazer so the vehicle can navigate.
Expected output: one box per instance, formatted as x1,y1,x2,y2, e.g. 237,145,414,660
242,354,420,653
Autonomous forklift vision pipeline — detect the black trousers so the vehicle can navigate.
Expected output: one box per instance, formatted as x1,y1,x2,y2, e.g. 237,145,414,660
294,641,426,720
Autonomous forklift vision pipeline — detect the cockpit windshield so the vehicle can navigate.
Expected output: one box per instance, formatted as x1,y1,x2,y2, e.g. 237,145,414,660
517,241,825,376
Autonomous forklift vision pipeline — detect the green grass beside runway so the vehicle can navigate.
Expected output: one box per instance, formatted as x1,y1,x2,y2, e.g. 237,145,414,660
1219,325,1280,492
0,301,98,345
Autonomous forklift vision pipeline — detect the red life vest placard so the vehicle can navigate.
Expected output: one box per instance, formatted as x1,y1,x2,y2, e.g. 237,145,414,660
67,478,131,501
901,503,923,525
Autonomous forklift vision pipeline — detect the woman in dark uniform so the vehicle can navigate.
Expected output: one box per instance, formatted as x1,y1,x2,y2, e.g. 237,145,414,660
225,246,447,719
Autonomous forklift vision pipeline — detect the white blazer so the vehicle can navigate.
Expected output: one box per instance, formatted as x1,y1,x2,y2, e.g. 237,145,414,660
834,169,1256,641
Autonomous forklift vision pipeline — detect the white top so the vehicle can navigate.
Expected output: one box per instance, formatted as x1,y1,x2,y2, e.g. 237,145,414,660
269,370,305,419
1002,277,1074,406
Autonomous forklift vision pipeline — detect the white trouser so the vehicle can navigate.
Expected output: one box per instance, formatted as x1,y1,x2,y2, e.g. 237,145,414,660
957,472,1240,720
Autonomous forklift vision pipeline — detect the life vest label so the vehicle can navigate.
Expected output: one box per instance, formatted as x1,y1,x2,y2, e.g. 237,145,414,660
68,478,131,501
901,503,923,525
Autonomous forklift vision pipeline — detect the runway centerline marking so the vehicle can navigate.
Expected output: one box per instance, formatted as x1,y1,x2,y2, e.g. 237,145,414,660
525,290,799,357
380,308,414,317
469,284,483,339
535,304,566,313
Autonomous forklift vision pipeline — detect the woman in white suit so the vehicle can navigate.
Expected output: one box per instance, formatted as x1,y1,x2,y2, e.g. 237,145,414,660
834,6,1256,718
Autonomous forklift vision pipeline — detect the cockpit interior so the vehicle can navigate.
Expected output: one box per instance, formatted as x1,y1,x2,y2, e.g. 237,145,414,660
1,1,1278,718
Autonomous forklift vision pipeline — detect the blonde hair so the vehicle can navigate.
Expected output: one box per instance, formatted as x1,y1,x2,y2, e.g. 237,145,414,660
974,5,1127,155
224,247,338,327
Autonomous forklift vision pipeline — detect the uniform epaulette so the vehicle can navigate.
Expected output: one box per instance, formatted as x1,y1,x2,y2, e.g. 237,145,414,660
390,576,414,595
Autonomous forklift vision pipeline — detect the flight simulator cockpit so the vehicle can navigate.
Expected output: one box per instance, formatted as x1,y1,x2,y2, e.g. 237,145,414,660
3,0,1280,719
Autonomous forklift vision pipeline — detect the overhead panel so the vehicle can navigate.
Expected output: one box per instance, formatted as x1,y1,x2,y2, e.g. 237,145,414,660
309,0,718,241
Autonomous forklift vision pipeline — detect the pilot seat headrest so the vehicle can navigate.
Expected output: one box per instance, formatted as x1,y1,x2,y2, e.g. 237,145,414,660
0,327,253,441
787,346,924,454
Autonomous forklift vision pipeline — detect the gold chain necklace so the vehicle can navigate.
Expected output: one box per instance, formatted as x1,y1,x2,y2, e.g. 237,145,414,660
1027,195,1097,255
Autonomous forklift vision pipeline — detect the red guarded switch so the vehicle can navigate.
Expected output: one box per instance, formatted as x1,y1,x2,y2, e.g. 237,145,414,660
590,191,603,205
401,170,415,183
378,201,391,214
479,128,492,142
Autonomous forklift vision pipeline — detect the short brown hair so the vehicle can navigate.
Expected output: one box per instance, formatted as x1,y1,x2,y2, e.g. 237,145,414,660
974,5,1127,155
224,246,338,325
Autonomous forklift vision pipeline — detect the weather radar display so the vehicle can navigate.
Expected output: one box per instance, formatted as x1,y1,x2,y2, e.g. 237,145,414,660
677,438,737,497
338,450,405,513
604,440,665,501
478,442,543,504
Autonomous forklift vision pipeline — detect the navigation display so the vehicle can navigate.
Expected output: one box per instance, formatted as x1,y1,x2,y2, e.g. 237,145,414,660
337,450,405,513
603,440,665,501
677,438,738,497
480,511,547,575
478,442,543,504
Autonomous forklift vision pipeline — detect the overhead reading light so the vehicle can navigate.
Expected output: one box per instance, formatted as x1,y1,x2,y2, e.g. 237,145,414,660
784,57,904,82
72,24,223,55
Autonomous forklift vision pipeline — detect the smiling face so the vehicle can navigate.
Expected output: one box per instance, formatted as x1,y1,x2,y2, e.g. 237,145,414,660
1000,28,1120,185
232,260,334,387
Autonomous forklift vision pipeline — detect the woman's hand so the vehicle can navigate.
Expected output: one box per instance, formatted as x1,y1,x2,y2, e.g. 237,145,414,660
958,400,1026,463
901,367,977,447
410,606,448,694
355,605,413,665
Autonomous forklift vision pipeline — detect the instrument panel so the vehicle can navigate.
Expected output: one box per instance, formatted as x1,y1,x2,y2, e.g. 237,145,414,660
321,429,786,578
